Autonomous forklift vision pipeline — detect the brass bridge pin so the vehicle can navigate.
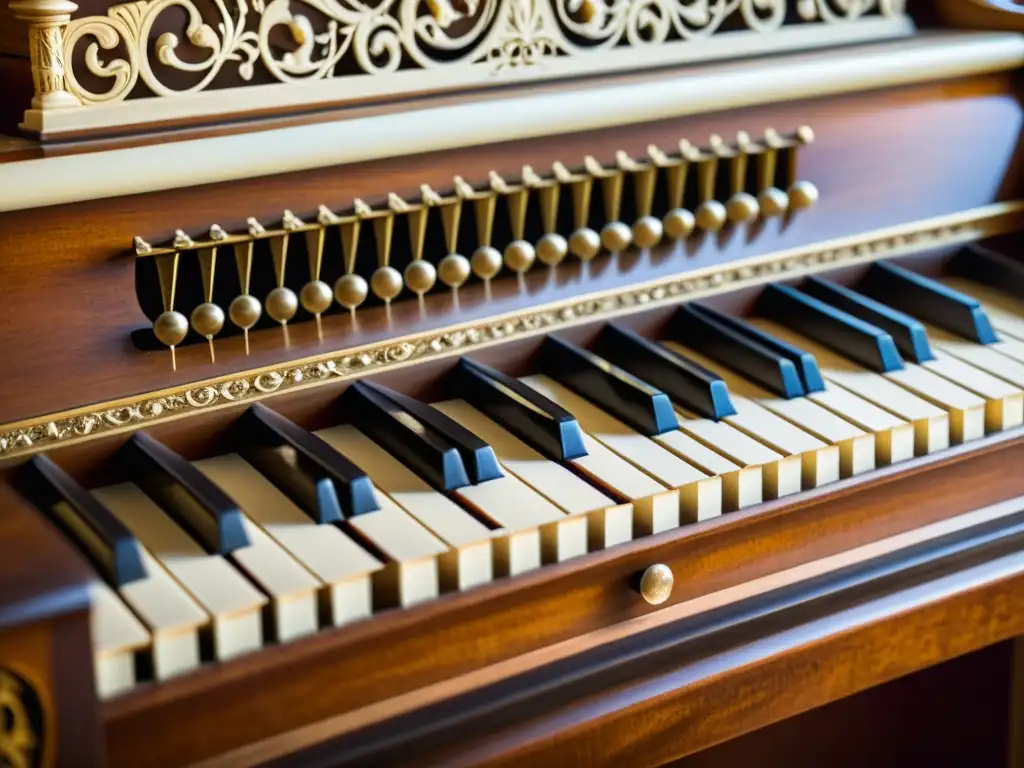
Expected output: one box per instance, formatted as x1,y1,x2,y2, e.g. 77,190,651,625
467,176,502,282
265,215,299,326
190,225,226,363
651,142,695,241
230,220,263,354
299,209,334,321
152,230,191,371
556,162,600,262
334,210,368,316
639,563,674,606
437,181,471,290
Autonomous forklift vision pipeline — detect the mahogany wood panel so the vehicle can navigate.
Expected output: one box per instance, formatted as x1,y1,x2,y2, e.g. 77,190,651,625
0,74,1019,425
101,427,1024,767
668,641,1012,768
0,484,101,767
401,569,1024,768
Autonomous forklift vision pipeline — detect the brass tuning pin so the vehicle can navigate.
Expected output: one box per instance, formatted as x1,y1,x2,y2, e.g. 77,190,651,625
585,155,631,254
460,176,502,282
265,216,299,327
555,162,600,262
362,199,402,304
333,208,368,315
617,151,662,249
299,208,334,321
191,225,226,362
433,183,470,291
756,129,789,218
151,230,190,370
392,192,436,299
230,220,263,354
723,133,760,225
491,171,535,276
693,140,727,233
788,125,819,212
526,166,566,267
649,142,695,241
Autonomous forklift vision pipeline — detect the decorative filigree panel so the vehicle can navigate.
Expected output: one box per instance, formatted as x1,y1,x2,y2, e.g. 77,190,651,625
61,0,909,105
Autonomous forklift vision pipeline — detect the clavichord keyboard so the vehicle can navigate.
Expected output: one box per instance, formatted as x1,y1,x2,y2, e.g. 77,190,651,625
15,241,1024,701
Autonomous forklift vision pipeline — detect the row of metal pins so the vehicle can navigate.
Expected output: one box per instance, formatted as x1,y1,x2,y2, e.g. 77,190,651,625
141,127,816,366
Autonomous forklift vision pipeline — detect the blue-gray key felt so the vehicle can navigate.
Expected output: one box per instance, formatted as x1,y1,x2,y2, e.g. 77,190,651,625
668,304,806,399
120,432,251,555
756,284,905,374
538,335,679,437
236,403,379,524
857,261,999,345
339,380,501,492
591,323,737,420
19,456,148,587
801,276,934,364
686,303,826,393
452,357,588,462
950,244,1024,302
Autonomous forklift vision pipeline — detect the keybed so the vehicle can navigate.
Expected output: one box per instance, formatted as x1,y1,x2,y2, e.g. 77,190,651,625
21,254,1024,700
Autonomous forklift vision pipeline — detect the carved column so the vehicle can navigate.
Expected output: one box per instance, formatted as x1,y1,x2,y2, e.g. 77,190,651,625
8,0,81,132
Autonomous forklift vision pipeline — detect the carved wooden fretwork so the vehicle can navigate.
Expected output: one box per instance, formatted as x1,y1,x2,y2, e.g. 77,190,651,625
10,0,914,134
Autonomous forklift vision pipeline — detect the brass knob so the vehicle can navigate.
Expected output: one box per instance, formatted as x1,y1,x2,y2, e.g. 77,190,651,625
639,563,674,605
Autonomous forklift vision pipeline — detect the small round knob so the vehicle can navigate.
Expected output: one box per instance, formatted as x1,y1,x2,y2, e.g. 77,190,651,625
153,310,188,348
639,563,674,605
471,246,503,280
726,192,760,224
695,200,727,233
265,286,299,324
370,266,403,302
536,233,568,266
788,180,819,212
503,240,536,274
632,216,664,249
758,187,789,218
299,279,333,315
190,302,224,339
663,208,695,240
229,294,261,330
334,273,368,311
404,259,437,296
568,228,601,261
600,221,632,254
438,253,471,288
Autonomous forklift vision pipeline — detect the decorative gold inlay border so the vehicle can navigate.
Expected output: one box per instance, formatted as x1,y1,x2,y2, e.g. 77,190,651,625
1,200,1021,461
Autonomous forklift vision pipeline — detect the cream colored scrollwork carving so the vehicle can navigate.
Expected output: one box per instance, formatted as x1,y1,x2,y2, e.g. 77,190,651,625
63,0,259,104
57,0,903,105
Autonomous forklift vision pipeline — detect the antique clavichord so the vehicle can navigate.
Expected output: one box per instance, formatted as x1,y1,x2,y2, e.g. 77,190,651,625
0,0,1023,764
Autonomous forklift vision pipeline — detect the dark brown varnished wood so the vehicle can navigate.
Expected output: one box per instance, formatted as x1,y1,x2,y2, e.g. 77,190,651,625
0,483,101,767
100,427,1024,767
0,74,1019,425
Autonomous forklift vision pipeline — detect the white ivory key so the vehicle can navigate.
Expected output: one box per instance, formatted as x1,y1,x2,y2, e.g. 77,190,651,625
920,349,1024,432
522,374,722,526
662,341,841,488
434,399,633,552
94,483,268,662
194,455,385,628
749,321,950,455
315,424,509,583
91,581,150,700
748,319,915,465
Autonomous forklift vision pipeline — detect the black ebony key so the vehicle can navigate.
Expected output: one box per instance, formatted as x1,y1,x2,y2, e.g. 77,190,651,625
236,403,378,524
19,456,148,587
453,357,587,461
950,244,1024,300
339,380,502,491
757,284,904,373
669,304,806,399
858,261,999,344
591,323,737,420
538,335,679,436
687,304,826,393
121,432,251,555
801,276,935,364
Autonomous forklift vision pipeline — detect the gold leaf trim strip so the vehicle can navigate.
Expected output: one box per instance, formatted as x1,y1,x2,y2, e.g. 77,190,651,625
1,201,1021,461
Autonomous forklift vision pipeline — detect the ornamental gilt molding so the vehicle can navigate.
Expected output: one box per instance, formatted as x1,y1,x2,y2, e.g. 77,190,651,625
2,200,1021,462
10,0,914,133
